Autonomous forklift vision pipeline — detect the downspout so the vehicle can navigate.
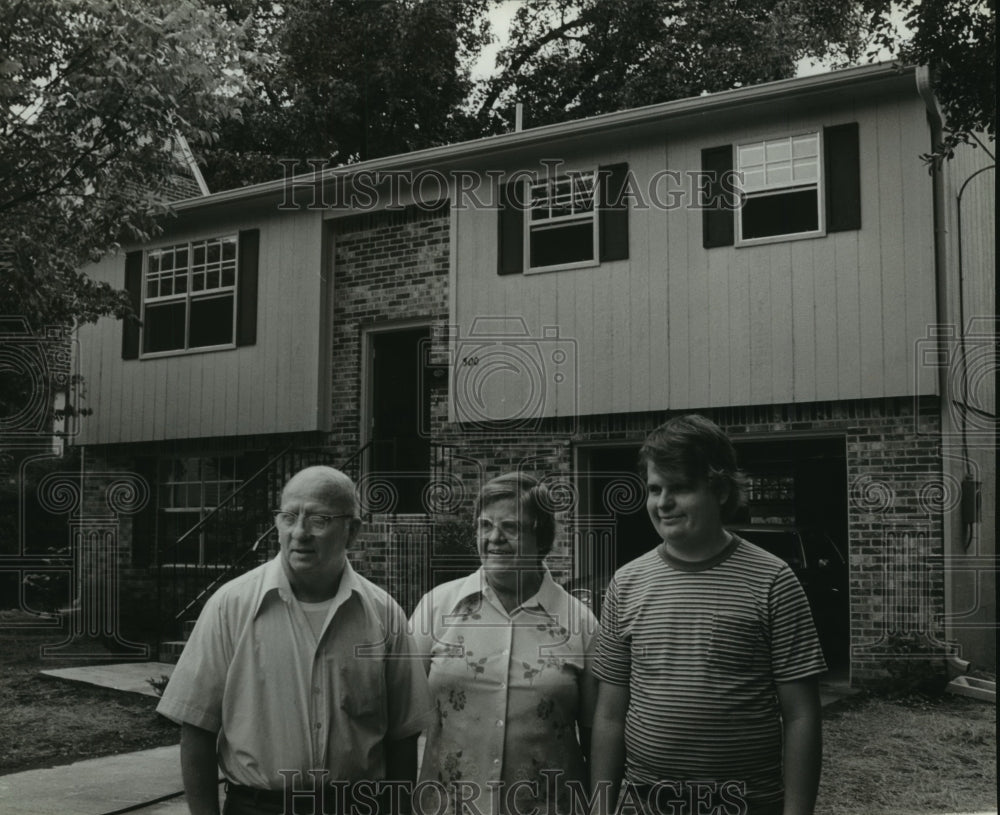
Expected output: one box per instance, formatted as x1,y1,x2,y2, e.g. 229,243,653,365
916,66,971,676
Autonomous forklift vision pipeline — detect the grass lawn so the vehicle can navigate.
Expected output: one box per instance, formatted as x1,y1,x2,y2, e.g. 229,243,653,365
818,690,996,815
0,633,178,774
0,631,995,815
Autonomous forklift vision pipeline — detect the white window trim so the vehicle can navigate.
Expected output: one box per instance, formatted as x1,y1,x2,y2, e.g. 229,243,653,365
160,456,242,564
139,235,240,358
523,169,601,274
735,130,827,248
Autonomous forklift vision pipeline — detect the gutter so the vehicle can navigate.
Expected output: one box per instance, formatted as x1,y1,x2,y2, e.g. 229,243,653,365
916,66,949,407
169,62,916,213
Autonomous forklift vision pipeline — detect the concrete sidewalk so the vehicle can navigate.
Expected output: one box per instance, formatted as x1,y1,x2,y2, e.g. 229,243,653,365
4,663,990,815
0,744,223,815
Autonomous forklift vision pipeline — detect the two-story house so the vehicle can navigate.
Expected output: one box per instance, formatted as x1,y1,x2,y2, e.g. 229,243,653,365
69,62,995,683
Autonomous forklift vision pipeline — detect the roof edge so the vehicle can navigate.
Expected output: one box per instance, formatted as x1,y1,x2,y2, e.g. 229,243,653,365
172,61,918,213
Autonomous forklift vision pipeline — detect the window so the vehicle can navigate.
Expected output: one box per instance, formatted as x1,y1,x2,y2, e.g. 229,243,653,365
159,456,242,564
142,236,238,354
121,228,259,360
527,171,599,271
701,123,860,249
497,163,629,275
737,133,822,242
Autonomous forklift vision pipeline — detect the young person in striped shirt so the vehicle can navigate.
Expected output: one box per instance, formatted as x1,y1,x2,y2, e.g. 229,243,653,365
590,415,826,815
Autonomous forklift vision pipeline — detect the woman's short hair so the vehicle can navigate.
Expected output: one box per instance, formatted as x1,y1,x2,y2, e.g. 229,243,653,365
638,414,748,521
474,472,557,560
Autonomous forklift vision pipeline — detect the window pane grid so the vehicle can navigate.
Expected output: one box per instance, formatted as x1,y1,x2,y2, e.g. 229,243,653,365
530,172,596,222
527,171,598,270
736,132,822,242
738,134,818,193
142,235,238,354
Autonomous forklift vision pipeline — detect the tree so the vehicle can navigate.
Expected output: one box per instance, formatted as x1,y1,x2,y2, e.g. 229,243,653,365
202,0,492,189
474,0,871,130
865,0,995,166
0,0,250,425
0,0,249,334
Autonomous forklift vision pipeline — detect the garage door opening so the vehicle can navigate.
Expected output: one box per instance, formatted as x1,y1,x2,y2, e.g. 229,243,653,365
577,436,849,668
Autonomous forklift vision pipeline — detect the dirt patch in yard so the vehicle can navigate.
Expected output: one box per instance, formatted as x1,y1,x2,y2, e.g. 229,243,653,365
818,691,996,814
1,630,996,815
0,634,178,774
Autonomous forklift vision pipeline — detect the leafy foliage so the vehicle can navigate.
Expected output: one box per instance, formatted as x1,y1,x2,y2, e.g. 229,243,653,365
201,0,492,189
0,0,249,334
864,0,995,167
475,0,870,130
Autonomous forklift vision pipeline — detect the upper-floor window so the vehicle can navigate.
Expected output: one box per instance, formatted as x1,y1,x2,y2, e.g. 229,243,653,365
736,132,822,242
527,171,599,271
497,163,629,275
701,123,860,249
121,228,259,360
143,236,238,355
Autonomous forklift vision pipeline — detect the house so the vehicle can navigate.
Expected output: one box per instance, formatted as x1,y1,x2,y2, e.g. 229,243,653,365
69,62,995,683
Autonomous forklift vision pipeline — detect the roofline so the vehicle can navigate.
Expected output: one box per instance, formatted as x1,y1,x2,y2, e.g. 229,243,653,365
172,61,918,213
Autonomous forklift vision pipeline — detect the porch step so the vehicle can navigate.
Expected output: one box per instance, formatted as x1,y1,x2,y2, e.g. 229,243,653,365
159,640,187,664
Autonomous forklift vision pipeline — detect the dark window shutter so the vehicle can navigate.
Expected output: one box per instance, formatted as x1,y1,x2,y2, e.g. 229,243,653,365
824,122,861,233
702,145,735,248
599,162,630,261
497,179,524,275
237,229,259,346
121,251,142,359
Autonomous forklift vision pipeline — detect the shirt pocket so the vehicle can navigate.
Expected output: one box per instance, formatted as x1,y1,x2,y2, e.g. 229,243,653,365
707,612,764,673
338,660,387,721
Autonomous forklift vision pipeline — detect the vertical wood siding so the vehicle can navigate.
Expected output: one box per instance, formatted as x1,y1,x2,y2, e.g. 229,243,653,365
75,209,327,444
452,94,938,419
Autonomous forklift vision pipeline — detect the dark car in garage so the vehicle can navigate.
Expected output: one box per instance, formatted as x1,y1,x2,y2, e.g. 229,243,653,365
566,524,849,667
729,524,849,666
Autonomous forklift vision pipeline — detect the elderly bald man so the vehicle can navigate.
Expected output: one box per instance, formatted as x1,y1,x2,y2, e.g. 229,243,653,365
158,466,433,815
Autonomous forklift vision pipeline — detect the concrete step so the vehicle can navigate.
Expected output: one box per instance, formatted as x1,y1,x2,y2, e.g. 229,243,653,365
158,641,187,664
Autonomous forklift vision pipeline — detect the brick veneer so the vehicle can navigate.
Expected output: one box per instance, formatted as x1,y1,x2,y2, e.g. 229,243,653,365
323,203,949,683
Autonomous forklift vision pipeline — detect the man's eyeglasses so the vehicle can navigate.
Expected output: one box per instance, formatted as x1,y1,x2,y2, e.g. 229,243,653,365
272,510,353,534
476,517,529,540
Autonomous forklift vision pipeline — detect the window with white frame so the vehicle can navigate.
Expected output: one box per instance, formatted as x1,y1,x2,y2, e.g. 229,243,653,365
737,133,822,242
142,236,238,354
159,456,242,564
527,170,599,270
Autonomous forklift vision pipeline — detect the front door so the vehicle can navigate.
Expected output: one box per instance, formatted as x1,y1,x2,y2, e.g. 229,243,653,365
369,326,431,513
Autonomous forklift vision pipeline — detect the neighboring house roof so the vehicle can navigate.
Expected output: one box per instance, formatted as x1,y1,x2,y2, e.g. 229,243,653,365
153,133,209,203
167,61,921,214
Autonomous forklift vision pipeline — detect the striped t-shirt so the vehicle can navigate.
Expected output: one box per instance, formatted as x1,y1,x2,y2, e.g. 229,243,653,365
592,535,826,806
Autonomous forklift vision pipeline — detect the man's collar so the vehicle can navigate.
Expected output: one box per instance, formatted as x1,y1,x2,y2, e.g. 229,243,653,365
256,556,359,616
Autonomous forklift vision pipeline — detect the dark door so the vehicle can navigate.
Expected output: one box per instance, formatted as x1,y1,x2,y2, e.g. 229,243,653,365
370,327,431,513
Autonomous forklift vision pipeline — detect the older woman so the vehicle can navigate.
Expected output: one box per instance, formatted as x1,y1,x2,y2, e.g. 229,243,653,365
410,472,598,815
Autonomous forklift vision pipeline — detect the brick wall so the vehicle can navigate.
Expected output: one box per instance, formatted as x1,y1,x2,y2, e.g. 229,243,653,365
323,205,948,682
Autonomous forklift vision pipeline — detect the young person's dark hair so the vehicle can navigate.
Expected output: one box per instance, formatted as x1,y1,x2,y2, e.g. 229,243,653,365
638,414,749,521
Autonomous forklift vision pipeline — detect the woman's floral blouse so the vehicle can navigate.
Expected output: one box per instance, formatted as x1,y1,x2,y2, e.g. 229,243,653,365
410,569,598,815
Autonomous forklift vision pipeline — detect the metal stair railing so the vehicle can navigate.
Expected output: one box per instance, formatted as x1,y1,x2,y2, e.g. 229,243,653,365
156,441,372,648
